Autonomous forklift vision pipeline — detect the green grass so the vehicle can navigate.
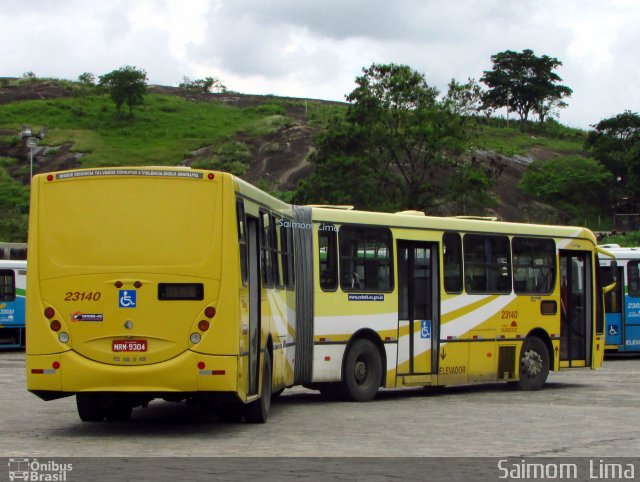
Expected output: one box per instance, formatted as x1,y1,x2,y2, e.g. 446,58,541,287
0,163,29,241
471,122,587,157
0,93,266,166
599,231,640,246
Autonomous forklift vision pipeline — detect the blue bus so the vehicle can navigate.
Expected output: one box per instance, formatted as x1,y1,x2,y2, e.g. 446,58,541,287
0,260,27,349
599,245,640,352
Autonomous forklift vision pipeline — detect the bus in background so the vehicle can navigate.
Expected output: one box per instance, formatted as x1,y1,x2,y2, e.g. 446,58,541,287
0,260,27,348
598,244,640,352
0,242,27,260
27,167,608,423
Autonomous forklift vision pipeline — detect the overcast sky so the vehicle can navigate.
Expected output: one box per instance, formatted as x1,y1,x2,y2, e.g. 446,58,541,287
2,0,639,129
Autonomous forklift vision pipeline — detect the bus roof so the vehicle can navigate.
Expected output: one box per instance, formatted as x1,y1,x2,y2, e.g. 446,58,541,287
597,245,640,259
310,206,597,242
0,260,27,269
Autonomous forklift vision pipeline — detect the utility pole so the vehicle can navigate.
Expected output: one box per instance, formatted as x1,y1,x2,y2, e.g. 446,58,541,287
19,125,47,182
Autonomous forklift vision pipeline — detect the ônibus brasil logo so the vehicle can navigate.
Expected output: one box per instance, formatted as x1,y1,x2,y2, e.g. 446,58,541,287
7,458,73,481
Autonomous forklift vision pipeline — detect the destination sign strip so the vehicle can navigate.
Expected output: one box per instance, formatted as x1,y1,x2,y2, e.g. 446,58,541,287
55,169,203,180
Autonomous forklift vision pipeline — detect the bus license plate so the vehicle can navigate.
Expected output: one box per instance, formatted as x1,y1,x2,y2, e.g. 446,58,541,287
112,340,147,352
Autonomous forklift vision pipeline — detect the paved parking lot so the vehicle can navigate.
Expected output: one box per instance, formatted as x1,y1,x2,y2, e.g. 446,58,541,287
1,351,639,480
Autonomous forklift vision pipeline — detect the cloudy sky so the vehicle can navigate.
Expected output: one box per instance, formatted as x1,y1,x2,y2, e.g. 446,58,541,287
2,0,639,129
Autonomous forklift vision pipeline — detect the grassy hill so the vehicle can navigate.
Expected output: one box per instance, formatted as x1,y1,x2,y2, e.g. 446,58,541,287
0,77,593,242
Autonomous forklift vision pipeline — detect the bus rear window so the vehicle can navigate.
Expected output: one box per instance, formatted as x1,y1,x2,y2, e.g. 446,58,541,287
41,177,217,268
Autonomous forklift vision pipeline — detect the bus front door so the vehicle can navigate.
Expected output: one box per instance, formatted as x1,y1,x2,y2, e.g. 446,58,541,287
397,241,439,377
560,251,593,367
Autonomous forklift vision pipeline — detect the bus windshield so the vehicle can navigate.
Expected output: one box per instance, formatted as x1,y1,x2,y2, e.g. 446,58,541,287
40,176,217,269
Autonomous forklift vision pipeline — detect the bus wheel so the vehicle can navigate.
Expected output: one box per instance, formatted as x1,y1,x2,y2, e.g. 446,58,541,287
342,339,382,402
516,337,550,391
76,394,106,422
245,351,272,423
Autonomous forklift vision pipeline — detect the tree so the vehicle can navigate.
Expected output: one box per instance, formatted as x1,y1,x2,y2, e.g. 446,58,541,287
443,77,483,117
78,72,96,85
98,66,148,114
179,76,226,93
585,111,640,210
480,49,572,126
519,155,613,221
295,63,492,213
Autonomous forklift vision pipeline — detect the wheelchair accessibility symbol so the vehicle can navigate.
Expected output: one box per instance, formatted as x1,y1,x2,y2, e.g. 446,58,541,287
608,325,618,336
119,290,137,308
421,320,431,339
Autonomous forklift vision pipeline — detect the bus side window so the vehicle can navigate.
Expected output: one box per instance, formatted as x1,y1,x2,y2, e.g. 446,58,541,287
259,211,274,288
463,234,511,294
512,237,555,294
271,215,284,289
319,226,337,291
281,220,295,290
236,199,248,286
628,261,640,297
443,232,463,293
0,269,16,301
339,226,392,292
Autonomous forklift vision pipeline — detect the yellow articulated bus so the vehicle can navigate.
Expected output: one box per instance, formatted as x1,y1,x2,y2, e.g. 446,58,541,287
27,167,607,422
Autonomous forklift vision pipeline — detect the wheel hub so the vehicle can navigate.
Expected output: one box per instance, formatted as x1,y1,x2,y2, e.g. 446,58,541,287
522,349,543,378
355,359,367,383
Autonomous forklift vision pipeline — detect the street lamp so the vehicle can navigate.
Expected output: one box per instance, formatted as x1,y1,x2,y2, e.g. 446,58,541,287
19,125,47,182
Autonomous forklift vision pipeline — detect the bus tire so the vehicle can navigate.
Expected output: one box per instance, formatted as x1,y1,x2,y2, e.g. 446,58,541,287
342,338,382,402
245,351,272,423
516,337,550,391
76,394,105,422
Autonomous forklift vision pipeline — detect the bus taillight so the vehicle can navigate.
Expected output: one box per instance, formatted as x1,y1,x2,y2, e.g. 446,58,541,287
50,320,61,332
204,307,216,318
44,307,55,319
198,320,210,332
